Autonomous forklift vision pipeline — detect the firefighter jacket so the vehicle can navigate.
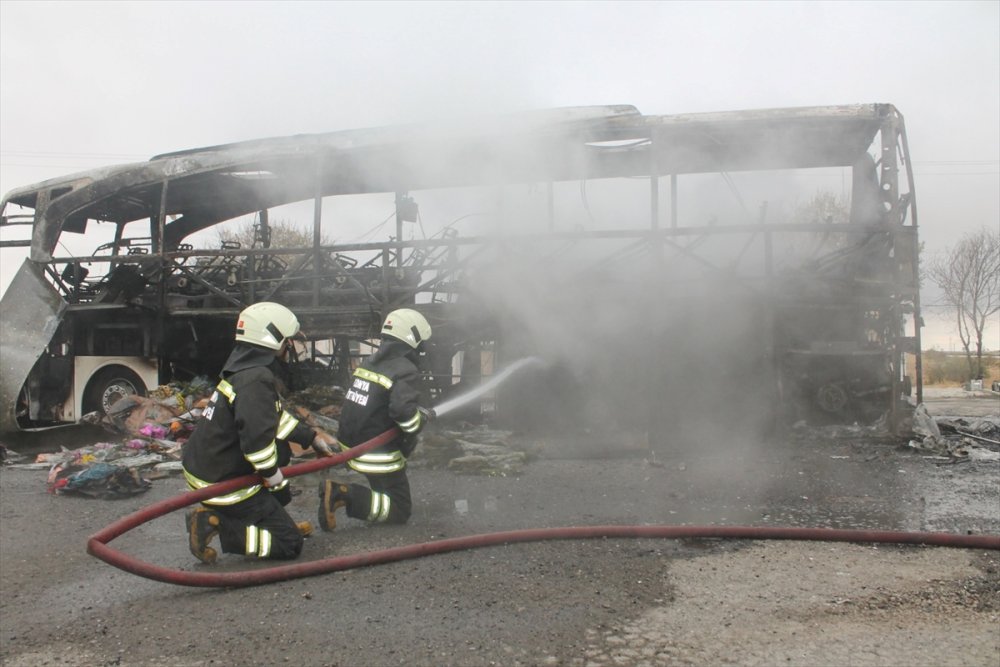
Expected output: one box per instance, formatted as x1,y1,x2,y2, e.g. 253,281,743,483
182,344,316,505
337,338,427,474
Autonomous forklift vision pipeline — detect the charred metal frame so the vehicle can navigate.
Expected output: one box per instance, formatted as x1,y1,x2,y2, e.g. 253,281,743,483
0,104,921,432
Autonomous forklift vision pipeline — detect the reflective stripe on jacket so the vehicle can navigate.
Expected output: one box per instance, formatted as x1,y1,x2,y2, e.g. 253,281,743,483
181,345,315,502
339,440,406,474
336,339,426,465
184,467,263,505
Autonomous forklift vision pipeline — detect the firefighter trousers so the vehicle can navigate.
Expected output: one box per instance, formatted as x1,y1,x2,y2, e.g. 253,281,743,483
343,468,413,524
210,487,303,559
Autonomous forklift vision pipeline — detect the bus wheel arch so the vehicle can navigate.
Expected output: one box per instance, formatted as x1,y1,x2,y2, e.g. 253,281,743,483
83,365,148,416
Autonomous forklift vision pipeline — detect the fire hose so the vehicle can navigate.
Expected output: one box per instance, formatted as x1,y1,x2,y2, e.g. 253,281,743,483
87,426,1000,589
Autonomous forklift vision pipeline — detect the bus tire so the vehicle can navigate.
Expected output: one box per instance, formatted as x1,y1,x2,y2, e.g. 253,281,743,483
84,366,147,416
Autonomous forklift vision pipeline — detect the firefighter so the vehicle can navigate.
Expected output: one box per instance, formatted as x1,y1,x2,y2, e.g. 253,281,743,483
182,302,335,563
318,308,434,531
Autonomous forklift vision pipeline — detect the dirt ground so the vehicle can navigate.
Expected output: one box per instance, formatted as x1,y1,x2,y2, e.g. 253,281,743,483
1,388,998,667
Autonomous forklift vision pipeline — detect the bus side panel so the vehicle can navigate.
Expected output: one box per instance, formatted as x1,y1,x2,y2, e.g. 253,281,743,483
0,260,67,432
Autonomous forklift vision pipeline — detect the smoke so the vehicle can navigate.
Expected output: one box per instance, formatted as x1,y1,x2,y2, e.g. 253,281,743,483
326,113,871,463
461,235,777,450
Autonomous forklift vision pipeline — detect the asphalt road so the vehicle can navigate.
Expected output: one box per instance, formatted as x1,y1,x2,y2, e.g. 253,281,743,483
1,391,997,666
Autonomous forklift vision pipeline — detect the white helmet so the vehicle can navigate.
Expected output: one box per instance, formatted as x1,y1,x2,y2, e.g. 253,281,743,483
381,308,431,349
235,302,301,350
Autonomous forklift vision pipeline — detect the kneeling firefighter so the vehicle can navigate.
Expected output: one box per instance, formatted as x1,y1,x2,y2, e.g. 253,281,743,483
319,308,434,530
182,302,335,563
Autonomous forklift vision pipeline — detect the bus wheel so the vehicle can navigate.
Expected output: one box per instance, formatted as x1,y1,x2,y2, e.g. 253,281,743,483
84,366,147,416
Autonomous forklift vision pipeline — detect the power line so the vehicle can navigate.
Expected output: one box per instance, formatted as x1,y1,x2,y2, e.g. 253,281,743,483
915,171,1000,176
1,162,132,169
1,150,148,159
912,160,999,165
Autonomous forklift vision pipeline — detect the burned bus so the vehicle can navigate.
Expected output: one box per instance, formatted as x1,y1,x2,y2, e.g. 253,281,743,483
0,104,922,435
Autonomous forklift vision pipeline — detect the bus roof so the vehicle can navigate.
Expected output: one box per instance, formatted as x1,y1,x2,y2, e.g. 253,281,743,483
2,103,902,254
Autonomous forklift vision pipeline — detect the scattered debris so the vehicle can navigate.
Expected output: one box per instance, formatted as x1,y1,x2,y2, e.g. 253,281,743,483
0,444,25,465
8,376,997,499
4,438,181,497
96,376,216,440
3,377,541,498
414,426,533,476
911,404,942,439
48,462,151,499
289,405,339,439
286,385,345,413
905,406,1000,462
4,377,216,497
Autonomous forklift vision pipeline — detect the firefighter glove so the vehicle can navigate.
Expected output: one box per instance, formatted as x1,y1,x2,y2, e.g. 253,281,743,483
263,470,284,488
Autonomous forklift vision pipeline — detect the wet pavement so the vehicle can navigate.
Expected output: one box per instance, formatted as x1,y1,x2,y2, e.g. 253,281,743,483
0,388,997,666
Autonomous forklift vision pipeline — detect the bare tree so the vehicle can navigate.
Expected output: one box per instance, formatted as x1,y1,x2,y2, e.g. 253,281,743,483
773,191,853,263
218,217,315,249
795,191,851,226
217,217,327,268
927,228,1000,379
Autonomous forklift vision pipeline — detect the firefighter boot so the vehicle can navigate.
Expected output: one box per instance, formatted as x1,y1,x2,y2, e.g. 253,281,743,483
185,507,222,564
318,480,350,532
297,521,314,537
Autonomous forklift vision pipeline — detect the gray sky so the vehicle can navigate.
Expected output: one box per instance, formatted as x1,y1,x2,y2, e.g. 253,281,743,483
1,0,997,349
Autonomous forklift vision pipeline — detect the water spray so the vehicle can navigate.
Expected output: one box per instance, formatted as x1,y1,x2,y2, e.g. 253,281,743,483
433,356,545,417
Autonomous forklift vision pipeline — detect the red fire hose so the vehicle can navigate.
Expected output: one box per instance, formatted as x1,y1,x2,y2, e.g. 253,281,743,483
88,427,1000,589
